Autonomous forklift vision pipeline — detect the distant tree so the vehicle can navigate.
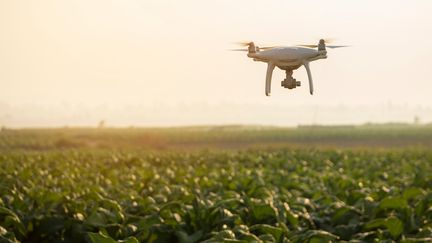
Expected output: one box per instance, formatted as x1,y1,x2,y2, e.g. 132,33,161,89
98,120,106,128
414,116,420,125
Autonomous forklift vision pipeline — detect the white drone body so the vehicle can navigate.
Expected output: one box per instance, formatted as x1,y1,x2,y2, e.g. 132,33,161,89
233,39,346,96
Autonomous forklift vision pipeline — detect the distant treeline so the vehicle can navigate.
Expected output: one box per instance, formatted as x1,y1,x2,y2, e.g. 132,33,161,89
1,124,432,151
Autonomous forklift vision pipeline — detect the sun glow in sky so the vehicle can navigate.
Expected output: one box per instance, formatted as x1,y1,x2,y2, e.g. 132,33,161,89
1,0,432,126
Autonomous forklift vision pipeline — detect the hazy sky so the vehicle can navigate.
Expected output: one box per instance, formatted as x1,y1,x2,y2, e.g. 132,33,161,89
1,0,432,126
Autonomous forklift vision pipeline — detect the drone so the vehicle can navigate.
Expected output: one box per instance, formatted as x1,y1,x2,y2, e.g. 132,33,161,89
231,39,347,96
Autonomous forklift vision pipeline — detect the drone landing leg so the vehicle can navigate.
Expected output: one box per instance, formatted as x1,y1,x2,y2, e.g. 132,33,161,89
265,62,275,96
303,62,314,95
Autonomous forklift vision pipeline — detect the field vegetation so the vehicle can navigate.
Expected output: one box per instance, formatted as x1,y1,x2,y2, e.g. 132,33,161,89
0,124,431,242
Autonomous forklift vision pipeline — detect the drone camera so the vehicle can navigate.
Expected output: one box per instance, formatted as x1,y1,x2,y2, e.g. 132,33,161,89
281,78,301,89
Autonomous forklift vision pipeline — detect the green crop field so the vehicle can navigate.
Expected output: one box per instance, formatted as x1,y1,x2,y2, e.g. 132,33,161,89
1,125,432,242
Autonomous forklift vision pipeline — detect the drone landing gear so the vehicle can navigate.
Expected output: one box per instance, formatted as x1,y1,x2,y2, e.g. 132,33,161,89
281,70,301,89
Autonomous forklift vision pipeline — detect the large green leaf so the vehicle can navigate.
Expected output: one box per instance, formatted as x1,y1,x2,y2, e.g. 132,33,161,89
379,197,408,210
118,237,140,243
250,203,277,222
402,188,424,201
85,211,108,227
87,232,116,243
250,224,284,242
385,217,403,239
0,207,26,236
364,216,404,239
175,230,203,243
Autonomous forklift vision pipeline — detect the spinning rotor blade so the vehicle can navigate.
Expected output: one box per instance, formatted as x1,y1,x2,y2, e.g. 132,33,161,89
297,44,318,48
297,38,349,49
297,38,337,48
229,48,248,51
326,45,349,49
233,41,277,49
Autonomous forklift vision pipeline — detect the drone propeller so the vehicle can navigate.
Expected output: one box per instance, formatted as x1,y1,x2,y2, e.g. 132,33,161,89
297,38,349,49
298,44,318,48
232,41,278,50
326,45,349,49
229,48,249,51
298,44,349,49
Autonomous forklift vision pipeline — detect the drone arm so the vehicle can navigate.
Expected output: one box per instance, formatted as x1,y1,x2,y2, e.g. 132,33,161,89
303,61,314,95
265,62,275,96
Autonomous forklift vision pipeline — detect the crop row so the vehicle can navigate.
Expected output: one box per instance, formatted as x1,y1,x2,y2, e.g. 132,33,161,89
0,149,431,242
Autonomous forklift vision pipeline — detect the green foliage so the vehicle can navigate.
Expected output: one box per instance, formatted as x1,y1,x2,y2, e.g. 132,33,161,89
1,134,432,241
88,231,117,243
